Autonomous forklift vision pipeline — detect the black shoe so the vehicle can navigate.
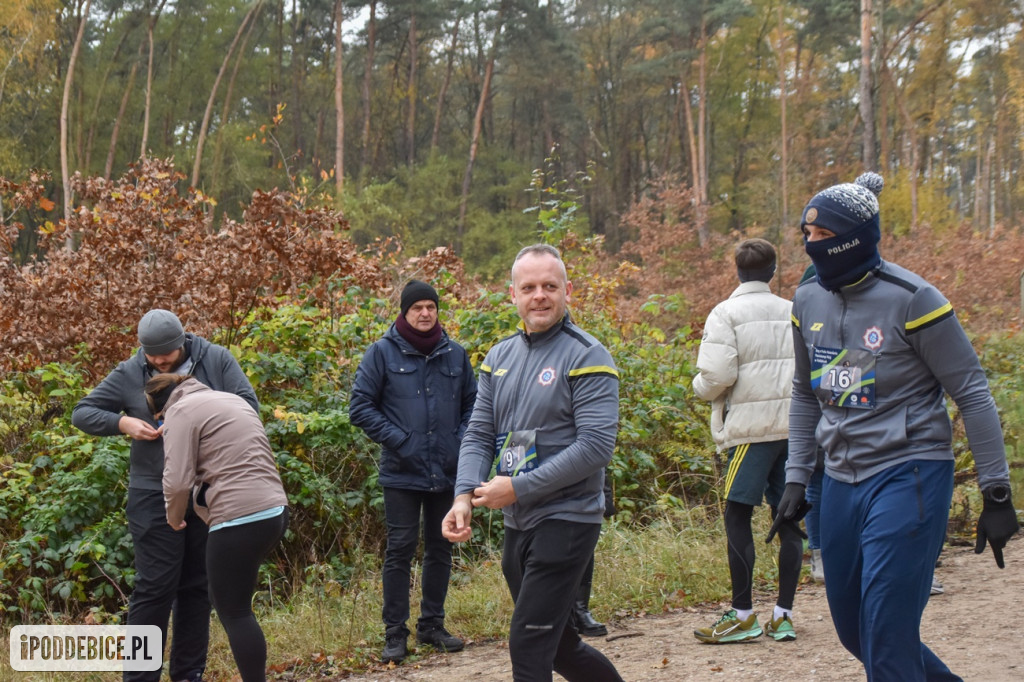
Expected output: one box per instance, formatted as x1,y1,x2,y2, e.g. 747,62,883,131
416,626,465,652
573,602,608,637
382,631,408,663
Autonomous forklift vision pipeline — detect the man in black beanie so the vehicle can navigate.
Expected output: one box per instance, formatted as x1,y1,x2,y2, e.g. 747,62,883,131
400,279,439,317
350,280,477,664
72,309,257,682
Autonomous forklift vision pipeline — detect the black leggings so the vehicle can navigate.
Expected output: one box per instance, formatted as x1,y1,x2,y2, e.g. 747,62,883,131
724,500,801,611
205,509,288,682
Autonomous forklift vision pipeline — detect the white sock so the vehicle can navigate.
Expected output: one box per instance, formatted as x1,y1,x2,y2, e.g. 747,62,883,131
773,605,792,621
734,608,753,621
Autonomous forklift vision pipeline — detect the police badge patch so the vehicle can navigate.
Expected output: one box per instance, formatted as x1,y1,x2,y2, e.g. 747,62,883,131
862,326,883,351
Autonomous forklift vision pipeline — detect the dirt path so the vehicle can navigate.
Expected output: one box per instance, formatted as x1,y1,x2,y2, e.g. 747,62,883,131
349,539,1023,681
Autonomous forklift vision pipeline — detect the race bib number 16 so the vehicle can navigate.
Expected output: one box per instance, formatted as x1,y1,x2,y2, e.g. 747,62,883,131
810,346,877,409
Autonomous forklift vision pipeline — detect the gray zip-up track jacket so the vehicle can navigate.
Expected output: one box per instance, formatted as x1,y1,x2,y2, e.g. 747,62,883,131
455,315,619,531
786,260,1009,493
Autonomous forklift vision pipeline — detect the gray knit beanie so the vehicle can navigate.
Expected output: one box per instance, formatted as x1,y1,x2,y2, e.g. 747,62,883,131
138,309,186,356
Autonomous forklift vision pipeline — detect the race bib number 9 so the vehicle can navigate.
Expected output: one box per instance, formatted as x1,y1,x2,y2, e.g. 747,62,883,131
494,430,538,477
810,346,876,409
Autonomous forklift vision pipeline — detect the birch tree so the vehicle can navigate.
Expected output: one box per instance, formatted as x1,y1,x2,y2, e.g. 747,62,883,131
191,2,262,188
62,0,92,237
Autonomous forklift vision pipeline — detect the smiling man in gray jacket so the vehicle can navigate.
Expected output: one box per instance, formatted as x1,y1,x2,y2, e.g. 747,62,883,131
72,309,257,682
442,244,623,682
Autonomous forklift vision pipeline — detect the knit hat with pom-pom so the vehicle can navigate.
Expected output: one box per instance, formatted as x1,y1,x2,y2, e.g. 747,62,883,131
801,172,884,237
801,172,884,291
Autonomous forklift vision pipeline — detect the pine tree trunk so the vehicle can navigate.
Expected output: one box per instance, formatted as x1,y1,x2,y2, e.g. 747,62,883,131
141,0,168,157
860,0,876,170
85,29,130,171
432,16,461,151
360,0,377,183
695,24,709,246
334,0,344,195
211,5,261,199
105,45,143,180
457,2,507,252
191,3,259,188
406,10,417,167
62,0,93,246
775,5,789,291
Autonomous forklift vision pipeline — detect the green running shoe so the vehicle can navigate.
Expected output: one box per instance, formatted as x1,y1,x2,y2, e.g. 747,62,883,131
765,614,796,641
693,609,763,643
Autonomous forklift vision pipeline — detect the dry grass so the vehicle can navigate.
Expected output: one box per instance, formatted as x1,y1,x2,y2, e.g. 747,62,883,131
2,507,790,680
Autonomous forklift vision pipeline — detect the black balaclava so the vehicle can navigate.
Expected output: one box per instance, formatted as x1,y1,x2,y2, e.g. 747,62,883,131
801,172,884,291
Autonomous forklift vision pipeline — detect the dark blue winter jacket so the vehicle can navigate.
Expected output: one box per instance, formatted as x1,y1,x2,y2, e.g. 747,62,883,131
349,323,477,491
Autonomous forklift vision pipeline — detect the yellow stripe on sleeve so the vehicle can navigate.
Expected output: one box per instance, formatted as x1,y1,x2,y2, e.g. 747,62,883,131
568,365,620,379
906,302,953,331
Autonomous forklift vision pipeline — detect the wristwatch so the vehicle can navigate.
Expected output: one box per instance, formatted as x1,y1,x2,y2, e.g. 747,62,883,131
985,485,1012,504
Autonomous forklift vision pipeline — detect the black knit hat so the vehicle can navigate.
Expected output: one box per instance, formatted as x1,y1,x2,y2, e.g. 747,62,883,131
400,280,439,315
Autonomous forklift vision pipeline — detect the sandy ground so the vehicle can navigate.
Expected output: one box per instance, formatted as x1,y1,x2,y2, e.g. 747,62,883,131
346,538,1023,681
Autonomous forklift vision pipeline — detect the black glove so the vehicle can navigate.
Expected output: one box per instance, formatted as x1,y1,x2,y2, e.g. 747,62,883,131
975,486,1019,569
765,482,811,543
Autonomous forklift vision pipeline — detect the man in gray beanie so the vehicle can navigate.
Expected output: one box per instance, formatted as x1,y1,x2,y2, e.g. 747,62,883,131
73,309,257,682
138,309,187,358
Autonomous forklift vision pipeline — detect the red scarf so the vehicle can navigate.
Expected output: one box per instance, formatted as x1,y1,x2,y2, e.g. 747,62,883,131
395,314,442,355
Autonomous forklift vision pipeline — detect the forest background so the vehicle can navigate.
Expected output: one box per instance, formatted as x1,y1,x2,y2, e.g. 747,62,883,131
2,0,1024,677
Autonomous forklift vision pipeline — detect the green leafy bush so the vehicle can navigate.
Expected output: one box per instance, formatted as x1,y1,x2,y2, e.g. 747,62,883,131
0,363,131,621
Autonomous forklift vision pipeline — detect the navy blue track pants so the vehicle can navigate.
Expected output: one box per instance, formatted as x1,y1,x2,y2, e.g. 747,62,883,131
821,459,961,682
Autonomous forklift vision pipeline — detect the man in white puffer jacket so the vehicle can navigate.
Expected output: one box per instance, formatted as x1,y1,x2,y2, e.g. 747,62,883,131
691,238,802,645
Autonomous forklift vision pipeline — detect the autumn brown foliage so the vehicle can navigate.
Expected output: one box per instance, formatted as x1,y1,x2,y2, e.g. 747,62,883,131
880,225,1024,335
613,176,1024,338
0,158,419,376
